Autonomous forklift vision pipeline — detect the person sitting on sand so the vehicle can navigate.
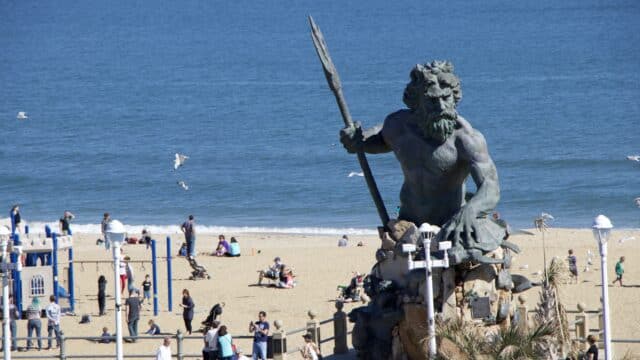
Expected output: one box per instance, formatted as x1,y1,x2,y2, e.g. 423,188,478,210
99,327,111,343
214,235,230,257
278,267,296,289
339,272,366,302
338,235,348,247
145,319,161,335
228,237,241,257
258,257,285,285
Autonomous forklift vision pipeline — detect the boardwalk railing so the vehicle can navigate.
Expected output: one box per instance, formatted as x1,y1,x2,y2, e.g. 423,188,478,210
3,302,352,359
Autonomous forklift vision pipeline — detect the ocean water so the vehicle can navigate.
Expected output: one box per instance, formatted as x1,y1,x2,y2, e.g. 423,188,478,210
0,0,639,233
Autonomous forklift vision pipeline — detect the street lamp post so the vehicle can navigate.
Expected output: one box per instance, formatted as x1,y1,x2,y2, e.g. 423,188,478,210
1,225,12,360
1,225,21,360
592,215,613,360
419,223,451,359
106,220,126,360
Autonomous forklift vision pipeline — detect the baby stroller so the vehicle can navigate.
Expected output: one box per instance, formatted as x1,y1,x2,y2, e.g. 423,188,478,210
187,256,211,280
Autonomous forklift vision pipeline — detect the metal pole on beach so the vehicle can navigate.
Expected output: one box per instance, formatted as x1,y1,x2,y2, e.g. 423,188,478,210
166,237,172,312
53,233,59,304
593,215,613,360
106,220,126,360
151,239,159,316
68,246,75,312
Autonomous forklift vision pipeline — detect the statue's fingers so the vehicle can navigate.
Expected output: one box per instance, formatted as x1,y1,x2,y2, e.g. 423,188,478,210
464,224,472,245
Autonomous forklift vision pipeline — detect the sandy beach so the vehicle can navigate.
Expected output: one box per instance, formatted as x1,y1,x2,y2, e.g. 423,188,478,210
5,228,640,359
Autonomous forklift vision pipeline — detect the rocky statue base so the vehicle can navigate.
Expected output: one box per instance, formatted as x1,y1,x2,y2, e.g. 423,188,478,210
349,220,536,360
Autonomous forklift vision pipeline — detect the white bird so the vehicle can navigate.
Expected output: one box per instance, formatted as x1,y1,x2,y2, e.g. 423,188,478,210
618,236,636,244
533,270,543,276
177,181,189,191
519,264,529,270
634,197,640,208
174,153,189,170
627,155,640,162
540,212,554,221
348,171,364,177
16,112,28,120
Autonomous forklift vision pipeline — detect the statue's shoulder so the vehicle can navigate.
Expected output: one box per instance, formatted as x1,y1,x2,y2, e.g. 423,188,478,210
454,117,489,154
384,109,411,124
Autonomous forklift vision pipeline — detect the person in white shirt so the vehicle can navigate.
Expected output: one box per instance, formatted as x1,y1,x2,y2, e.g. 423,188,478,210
338,235,348,247
202,321,219,360
156,337,172,360
45,295,61,349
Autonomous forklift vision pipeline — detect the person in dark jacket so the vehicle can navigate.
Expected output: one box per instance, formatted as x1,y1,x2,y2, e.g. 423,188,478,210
179,289,195,334
98,275,107,316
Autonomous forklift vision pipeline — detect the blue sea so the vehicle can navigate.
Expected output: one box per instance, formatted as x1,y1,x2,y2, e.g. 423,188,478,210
1,0,639,233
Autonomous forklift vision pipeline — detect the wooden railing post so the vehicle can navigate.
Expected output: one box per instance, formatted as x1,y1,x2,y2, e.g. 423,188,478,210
272,320,287,360
306,310,321,353
333,301,348,354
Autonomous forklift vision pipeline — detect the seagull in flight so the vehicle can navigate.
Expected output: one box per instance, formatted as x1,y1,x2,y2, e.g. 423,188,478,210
627,155,640,162
177,181,189,191
174,153,189,170
348,171,364,177
16,112,28,120
634,197,640,208
618,236,636,244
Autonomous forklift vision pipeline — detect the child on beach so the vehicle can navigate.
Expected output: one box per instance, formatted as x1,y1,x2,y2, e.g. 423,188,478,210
228,237,241,257
99,327,111,343
145,319,161,335
612,256,625,286
300,333,320,360
142,275,152,305
567,249,578,284
214,235,229,257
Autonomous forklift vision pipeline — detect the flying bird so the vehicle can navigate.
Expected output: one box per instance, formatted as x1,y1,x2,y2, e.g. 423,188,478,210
177,181,189,191
348,171,364,177
618,236,636,244
634,197,640,208
627,155,640,162
16,112,28,120
174,153,189,170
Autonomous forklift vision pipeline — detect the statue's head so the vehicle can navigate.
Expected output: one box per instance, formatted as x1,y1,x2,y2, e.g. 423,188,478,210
403,61,462,143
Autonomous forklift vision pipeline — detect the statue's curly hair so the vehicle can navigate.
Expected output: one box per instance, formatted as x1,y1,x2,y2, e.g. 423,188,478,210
403,60,462,111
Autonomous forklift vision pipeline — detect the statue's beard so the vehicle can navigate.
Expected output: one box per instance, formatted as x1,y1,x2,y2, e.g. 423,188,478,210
418,110,458,143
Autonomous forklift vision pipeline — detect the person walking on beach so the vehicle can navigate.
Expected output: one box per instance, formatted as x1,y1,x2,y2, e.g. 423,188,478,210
45,295,61,349
101,213,111,250
567,249,578,284
155,337,172,360
142,274,152,305
59,210,75,235
98,275,107,315
0,294,19,351
10,205,22,233
125,289,143,341
179,289,195,334
249,311,269,360
25,297,42,350
612,256,625,286
119,256,129,294
181,215,196,258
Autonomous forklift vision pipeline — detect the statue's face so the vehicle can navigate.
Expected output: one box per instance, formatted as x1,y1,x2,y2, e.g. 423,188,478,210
420,73,457,117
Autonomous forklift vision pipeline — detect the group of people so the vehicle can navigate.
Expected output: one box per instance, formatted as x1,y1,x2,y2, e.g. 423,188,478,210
213,234,241,257
567,249,627,288
10,205,74,236
257,257,295,289
0,295,62,352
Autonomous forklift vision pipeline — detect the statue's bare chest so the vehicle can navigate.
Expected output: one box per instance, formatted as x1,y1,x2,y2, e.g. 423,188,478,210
392,133,461,175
